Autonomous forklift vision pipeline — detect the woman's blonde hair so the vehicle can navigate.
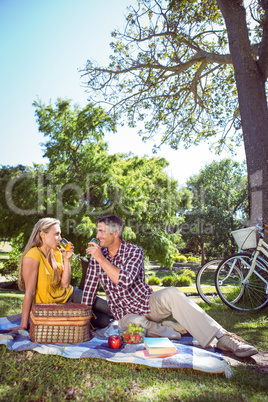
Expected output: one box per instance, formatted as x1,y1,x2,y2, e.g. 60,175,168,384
18,217,61,291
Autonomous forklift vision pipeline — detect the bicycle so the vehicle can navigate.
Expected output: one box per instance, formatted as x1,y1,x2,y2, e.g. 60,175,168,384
196,257,247,305
215,223,268,311
195,259,224,305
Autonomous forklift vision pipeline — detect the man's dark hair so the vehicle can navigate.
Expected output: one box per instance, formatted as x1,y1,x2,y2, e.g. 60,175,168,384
97,215,125,239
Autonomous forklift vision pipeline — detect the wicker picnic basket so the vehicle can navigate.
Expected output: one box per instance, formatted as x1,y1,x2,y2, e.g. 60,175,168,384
29,303,92,344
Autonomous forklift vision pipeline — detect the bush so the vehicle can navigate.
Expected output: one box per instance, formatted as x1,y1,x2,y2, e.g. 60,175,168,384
147,276,161,286
161,276,174,286
187,256,201,263
70,258,83,287
172,274,192,287
1,234,24,278
171,253,188,263
176,268,196,280
176,255,188,263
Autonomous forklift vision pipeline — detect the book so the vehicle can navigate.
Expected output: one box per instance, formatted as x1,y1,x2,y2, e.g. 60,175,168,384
135,349,178,359
144,337,177,355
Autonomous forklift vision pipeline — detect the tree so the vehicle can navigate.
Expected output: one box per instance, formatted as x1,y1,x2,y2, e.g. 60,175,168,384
1,99,190,282
103,153,190,266
82,0,268,226
0,164,46,242
181,158,248,262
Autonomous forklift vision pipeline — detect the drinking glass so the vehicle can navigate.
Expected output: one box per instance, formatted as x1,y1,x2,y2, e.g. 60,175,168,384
58,238,80,260
80,238,100,262
58,237,100,262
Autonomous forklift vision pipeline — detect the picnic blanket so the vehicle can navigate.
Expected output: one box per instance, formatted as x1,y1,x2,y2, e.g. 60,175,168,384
0,314,232,378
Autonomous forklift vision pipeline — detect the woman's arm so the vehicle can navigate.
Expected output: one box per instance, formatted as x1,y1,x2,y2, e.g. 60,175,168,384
60,248,73,288
19,257,39,330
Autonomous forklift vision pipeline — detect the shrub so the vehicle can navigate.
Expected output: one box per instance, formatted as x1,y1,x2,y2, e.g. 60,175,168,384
187,256,201,263
70,258,83,287
172,275,192,287
147,276,161,286
1,234,24,278
171,253,188,263
176,268,196,280
161,276,174,286
176,255,188,263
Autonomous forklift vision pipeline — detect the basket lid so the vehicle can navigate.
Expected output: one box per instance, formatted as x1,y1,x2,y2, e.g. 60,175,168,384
31,303,92,317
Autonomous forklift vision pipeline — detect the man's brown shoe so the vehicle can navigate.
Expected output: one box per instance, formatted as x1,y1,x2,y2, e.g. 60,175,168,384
217,333,258,358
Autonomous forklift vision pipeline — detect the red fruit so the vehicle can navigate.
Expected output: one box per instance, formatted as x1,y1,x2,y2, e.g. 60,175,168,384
133,334,142,343
108,335,122,349
124,333,130,340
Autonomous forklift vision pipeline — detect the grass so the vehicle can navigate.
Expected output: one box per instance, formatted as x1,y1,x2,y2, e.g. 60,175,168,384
1,251,268,400
0,292,268,401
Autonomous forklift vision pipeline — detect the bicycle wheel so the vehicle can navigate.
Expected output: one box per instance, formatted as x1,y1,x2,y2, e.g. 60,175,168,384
196,259,223,305
215,253,268,311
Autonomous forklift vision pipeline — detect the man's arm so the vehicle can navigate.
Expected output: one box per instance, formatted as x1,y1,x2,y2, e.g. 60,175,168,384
85,245,120,284
81,259,100,306
86,242,144,287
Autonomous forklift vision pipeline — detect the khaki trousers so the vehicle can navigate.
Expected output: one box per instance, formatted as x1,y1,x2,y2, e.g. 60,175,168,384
118,287,221,348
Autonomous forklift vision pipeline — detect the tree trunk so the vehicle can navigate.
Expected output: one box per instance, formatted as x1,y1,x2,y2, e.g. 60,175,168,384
217,0,268,226
79,259,89,290
201,242,205,265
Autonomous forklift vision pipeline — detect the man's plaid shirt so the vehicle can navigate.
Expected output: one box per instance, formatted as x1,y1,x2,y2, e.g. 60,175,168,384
81,240,153,320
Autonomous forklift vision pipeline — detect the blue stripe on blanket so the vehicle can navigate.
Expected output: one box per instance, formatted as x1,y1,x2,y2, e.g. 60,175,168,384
0,314,232,378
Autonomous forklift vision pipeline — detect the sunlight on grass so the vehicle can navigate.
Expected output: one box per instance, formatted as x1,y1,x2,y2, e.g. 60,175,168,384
1,269,268,401
0,294,23,317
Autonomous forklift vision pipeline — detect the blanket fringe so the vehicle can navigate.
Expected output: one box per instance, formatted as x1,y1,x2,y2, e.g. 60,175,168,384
224,361,233,378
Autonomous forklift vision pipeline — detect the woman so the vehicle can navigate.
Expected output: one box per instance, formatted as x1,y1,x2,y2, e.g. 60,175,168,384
14,217,112,330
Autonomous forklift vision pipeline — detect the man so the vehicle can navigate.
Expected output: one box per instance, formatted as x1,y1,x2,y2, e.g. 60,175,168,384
82,215,258,357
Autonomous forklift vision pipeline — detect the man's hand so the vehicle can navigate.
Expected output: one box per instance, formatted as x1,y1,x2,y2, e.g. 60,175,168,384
86,241,102,260
86,241,120,284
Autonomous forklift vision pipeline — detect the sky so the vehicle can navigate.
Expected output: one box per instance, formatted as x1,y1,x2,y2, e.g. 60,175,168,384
0,0,246,186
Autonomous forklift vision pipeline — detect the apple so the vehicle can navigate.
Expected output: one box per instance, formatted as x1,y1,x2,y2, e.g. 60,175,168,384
108,335,122,349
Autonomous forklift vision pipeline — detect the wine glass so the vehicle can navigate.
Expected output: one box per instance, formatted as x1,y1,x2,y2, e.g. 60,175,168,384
58,237,100,262
80,238,100,262
58,238,80,260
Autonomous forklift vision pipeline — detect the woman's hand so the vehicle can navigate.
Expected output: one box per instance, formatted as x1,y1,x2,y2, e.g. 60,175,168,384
7,325,28,331
61,245,73,288
60,244,74,260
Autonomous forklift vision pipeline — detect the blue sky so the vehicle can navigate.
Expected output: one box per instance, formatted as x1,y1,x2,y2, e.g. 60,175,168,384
0,0,245,185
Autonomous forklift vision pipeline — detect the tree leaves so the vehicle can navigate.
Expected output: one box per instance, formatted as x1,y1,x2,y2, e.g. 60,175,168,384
81,0,265,153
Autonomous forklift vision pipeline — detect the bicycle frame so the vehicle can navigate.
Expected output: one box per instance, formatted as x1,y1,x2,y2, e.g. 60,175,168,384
242,237,268,284
219,226,268,285
215,223,268,310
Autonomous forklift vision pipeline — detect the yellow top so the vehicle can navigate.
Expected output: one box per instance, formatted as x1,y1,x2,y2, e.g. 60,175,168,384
25,247,73,303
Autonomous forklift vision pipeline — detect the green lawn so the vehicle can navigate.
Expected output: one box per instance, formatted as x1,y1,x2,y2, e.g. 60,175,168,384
0,290,268,401
1,248,267,400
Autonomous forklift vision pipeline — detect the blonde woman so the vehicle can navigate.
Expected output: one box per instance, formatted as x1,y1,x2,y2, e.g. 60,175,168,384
11,217,112,331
